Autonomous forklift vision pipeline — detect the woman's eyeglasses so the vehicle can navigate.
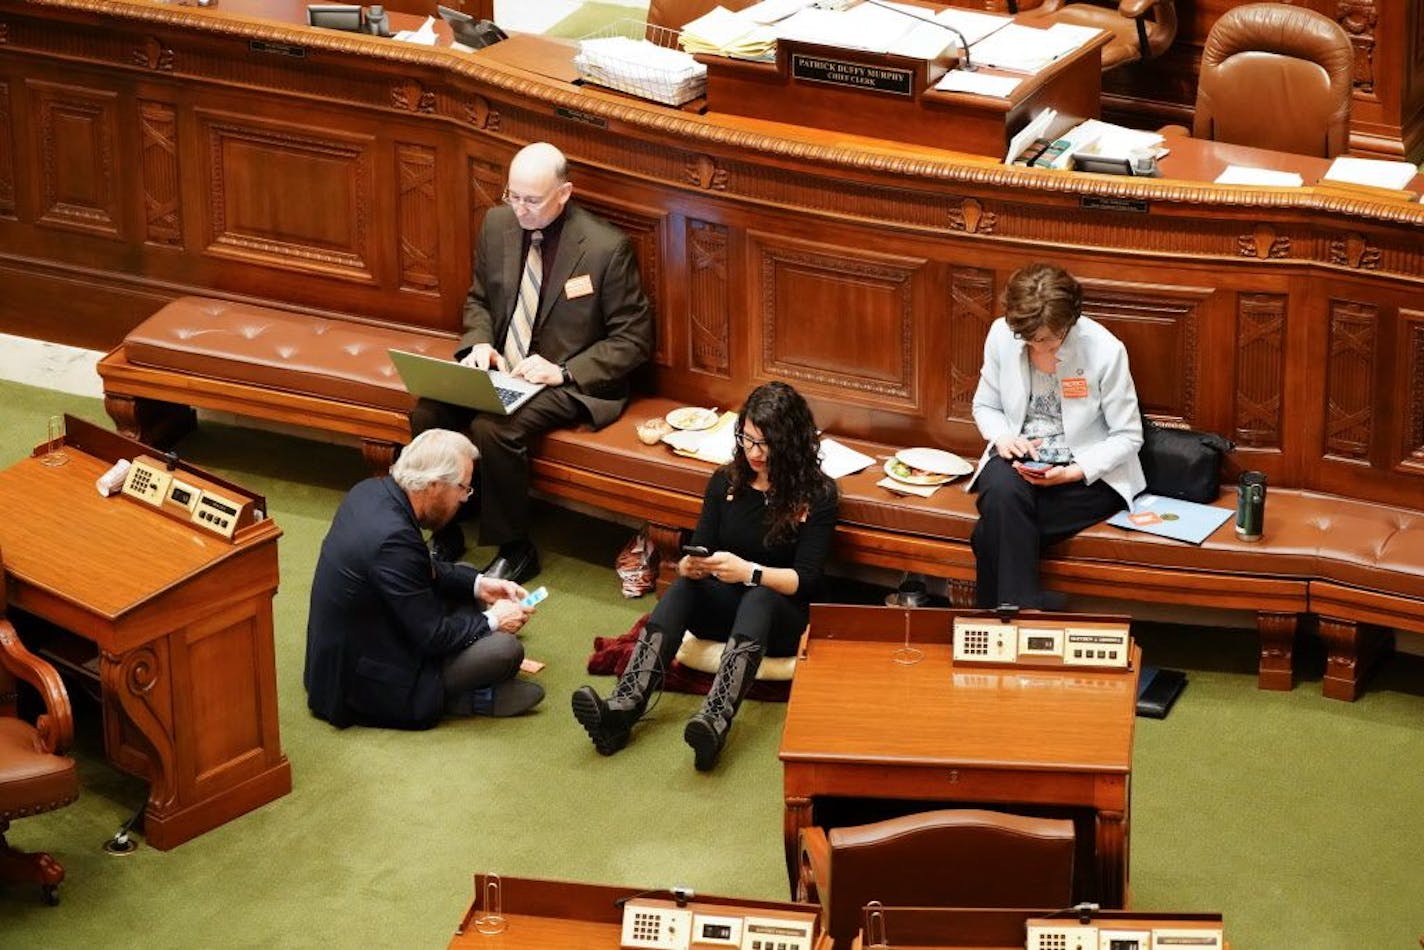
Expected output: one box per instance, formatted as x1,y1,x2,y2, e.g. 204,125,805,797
1013,327,1068,345
735,432,769,452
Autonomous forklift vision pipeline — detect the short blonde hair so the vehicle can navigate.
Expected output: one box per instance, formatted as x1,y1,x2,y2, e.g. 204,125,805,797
391,429,477,492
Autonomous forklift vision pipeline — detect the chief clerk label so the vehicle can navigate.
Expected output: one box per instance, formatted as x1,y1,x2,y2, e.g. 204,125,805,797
790,54,914,96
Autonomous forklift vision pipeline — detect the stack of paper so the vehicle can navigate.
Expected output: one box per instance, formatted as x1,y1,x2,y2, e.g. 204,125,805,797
679,6,778,59
394,16,439,46
575,36,707,105
819,438,875,480
740,0,816,25
971,21,1099,73
1323,156,1418,190
1215,166,1304,188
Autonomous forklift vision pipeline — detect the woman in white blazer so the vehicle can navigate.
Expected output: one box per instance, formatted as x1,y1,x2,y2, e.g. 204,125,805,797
967,264,1145,609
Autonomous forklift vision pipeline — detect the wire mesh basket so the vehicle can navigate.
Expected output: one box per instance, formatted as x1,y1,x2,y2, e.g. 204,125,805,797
575,19,707,107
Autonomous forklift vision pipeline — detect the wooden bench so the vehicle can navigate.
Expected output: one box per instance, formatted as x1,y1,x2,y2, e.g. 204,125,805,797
98,297,1424,701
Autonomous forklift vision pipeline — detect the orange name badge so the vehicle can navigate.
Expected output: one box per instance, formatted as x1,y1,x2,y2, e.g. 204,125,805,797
564,274,594,299
1061,377,1089,399
1129,511,1164,527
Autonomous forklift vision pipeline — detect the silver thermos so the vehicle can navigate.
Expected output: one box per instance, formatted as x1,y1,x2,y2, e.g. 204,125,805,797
1235,471,1267,541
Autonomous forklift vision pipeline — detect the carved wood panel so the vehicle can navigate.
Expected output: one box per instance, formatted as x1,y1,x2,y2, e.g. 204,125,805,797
200,112,374,279
396,143,438,295
31,80,121,237
576,197,667,368
1401,307,1424,473
687,219,730,378
1080,282,1211,425
0,80,13,218
754,234,922,407
947,267,994,422
1234,293,1287,448
1325,299,1378,462
1337,0,1379,100
139,100,182,247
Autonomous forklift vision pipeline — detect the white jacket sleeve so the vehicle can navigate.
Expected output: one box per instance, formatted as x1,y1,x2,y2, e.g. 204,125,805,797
971,322,1014,444
1070,337,1143,484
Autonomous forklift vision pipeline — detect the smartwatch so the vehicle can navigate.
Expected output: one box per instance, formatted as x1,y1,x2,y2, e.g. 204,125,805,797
745,564,763,587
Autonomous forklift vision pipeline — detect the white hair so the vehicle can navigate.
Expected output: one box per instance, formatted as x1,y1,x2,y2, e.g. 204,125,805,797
390,429,477,492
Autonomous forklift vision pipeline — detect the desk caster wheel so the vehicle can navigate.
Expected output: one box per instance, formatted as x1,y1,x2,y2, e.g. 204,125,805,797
42,884,59,906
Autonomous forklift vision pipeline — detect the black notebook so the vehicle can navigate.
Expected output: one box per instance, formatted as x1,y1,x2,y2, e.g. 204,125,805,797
1136,666,1187,719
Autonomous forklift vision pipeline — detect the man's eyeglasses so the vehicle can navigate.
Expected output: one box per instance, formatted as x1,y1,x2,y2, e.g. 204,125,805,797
501,187,556,210
735,432,769,452
453,481,474,500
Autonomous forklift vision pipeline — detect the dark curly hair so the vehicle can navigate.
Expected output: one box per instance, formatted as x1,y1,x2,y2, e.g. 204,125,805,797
726,381,835,545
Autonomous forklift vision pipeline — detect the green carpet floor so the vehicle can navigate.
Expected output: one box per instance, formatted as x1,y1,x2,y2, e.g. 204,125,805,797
0,379,1421,948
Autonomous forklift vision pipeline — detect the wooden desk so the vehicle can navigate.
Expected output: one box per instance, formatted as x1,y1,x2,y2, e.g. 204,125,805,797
0,420,290,849
845,907,1224,949
448,876,829,949
780,606,1137,908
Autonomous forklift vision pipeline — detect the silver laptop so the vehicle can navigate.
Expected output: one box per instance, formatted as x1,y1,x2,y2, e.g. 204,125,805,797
388,349,544,415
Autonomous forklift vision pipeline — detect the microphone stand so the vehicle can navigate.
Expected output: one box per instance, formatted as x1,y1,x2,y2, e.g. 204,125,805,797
861,0,977,71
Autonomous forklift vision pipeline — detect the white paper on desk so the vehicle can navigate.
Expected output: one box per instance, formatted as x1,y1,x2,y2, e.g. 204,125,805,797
681,7,778,57
819,437,875,480
1324,156,1417,190
876,476,940,498
971,22,1085,73
1005,107,1057,165
936,8,1012,47
394,16,439,45
936,70,1020,97
1215,165,1304,188
1070,119,1164,159
741,0,815,25
774,4,913,53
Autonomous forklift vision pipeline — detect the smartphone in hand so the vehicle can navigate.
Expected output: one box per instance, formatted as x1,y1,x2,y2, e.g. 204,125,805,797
520,586,548,607
681,545,711,558
1020,460,1054,477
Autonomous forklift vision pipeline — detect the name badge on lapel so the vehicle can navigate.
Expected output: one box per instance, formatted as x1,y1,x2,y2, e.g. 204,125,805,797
564,274,594,299
1061,377,1089,399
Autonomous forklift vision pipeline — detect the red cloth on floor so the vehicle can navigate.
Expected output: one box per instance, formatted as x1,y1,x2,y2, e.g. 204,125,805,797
587,614,792,703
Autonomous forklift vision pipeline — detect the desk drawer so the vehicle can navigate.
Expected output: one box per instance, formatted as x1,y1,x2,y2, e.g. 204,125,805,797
788,762,1114,808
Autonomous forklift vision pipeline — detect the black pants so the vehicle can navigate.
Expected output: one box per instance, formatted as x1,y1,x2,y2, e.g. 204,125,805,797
410,388,583,547
648,576,807,657
970,455,1124,609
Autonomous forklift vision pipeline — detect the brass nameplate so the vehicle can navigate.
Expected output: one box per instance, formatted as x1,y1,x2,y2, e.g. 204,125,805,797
791,54,913,96
1080,195,1149,213
555,106,609,128
250,40,306,58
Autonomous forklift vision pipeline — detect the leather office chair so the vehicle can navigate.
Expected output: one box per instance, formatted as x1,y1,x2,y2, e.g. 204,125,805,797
1189,3,1354,158
646,0,756,32
0,549,78,906
798,809,1075,950
1007,0,1178,71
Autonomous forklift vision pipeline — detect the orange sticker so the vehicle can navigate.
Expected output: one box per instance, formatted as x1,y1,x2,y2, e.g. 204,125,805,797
1061,377,1089,399
1129,511,1163,526
564,274,594,299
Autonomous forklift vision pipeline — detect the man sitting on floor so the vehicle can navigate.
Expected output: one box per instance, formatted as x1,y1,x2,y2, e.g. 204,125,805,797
304,429,543,729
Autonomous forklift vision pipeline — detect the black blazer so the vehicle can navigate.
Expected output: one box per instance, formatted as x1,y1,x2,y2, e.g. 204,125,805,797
461,202,653,428
304,477,487,729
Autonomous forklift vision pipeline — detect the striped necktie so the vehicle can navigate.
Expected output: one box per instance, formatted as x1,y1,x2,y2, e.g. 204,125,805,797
502,230,542,370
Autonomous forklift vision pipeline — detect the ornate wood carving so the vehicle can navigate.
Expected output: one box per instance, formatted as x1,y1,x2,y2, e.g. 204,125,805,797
202,114,373,277
1082,282,1209,424
1325,300,1378,461
391,78,435,113
33,81,121,237
1238,223,1289,260
1330,231,1382,270
947,197,995,234
756,236,922,404
396,143,438,294
685,154,728,191
468,155,504,267
101,644,178,811
1337,1,1378,97
139,100,182,246
1402,309,1424,472
0,21,8,43
1234,294,1286,448
131,35,174,71
687,219,730,377
465,94,500,131
0,80,13,217
947,267,994,421
577,198,666,367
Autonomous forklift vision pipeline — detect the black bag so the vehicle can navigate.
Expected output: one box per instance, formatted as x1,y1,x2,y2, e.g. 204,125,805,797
1138,414,1234,503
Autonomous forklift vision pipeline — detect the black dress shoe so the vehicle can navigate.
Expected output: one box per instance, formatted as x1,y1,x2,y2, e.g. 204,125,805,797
483,543,540,586
429,523,466,562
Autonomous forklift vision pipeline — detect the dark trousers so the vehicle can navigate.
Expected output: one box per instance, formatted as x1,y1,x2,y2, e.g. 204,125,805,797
970,455,1124,609
410,388,583,547
440,603,524,699
648,576,808,658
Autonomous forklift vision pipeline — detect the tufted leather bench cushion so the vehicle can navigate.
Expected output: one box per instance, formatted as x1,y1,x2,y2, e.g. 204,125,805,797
122,297,458,412
538,396,1424,603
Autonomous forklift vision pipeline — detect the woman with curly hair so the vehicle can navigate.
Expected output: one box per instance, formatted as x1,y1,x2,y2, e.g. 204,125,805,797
572,381,838,770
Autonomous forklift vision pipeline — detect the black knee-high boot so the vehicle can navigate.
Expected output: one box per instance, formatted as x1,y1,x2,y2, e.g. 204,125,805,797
683,638,762,771
571,622,680,755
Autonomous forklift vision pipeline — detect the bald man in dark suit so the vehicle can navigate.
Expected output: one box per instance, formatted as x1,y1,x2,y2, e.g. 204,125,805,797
410,142,653,583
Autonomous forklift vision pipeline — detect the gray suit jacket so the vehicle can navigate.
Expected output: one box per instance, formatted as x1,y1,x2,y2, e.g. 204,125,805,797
460,202,654,427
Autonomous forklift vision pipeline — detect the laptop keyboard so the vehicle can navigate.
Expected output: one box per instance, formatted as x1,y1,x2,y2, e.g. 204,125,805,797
494,386,523,408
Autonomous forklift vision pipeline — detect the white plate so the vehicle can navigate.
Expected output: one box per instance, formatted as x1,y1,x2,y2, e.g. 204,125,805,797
883,458,954,487
666,406,720,431
894,447,973,477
